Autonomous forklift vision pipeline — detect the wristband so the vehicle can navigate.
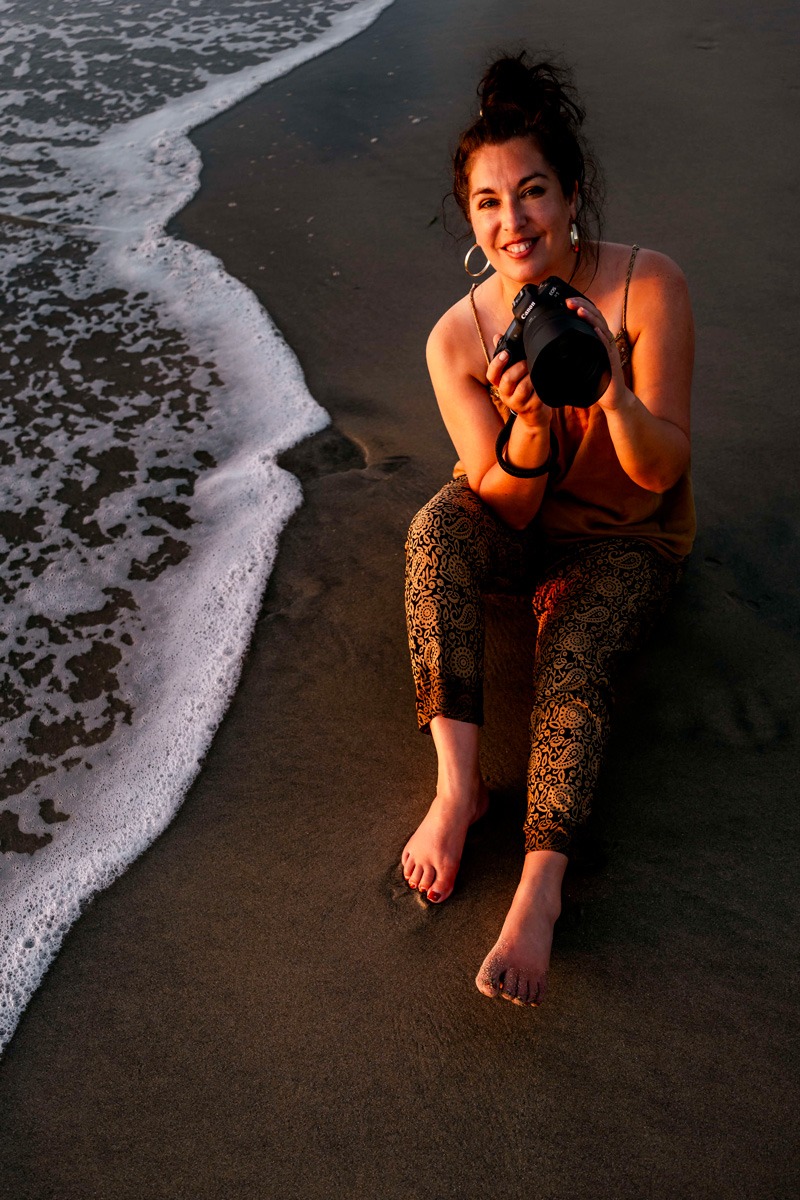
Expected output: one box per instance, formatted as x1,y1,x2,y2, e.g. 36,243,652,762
495,412,558,479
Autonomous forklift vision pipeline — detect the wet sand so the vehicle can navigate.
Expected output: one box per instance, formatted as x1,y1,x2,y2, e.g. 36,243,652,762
1,0,799,1196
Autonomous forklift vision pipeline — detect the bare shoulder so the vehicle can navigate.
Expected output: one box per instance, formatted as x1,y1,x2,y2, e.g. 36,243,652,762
631,247,690,302
626,246,692,336
427,292,475,356
426,290,486,379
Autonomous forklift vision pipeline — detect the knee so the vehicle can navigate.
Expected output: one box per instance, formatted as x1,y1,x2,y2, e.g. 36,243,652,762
530,694,606,744
531,674,612,734
532,623,615,715
406,482,491,566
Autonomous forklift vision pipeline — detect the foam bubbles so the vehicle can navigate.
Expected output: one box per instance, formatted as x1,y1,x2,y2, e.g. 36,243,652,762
0,0,396,1052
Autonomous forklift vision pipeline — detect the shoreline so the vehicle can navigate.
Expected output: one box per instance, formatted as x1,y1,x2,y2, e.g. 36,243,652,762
1,0,799,1196
0,0,399,1054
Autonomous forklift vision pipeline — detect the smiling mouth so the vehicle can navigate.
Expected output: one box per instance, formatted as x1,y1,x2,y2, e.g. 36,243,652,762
503,238,538,257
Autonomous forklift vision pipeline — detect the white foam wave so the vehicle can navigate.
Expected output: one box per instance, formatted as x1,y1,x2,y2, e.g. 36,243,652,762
0,0,396,1053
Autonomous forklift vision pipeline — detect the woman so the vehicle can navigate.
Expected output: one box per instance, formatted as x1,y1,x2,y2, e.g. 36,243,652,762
402,54,695,1007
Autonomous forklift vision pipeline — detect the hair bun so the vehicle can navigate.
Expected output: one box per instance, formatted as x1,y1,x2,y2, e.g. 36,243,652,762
477,53,584,132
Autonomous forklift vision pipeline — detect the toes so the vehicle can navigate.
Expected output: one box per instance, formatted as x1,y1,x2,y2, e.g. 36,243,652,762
419,858,458,904
475,954,503,998
530,973,548,1006
500,968,519,1002
428,865,457,903
402,856,455,901
417,863,436,895
426,877,453,903
514,977,530,1007
407,861,424,890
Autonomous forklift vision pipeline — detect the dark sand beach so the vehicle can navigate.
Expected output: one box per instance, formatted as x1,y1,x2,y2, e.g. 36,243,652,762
2,0,799,1196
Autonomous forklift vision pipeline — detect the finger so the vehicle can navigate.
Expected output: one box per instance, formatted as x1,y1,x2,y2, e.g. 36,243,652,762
566,295,599,318
502,361,531,388
493,380,535,413
485,348,509,385
487,345,508,368
569,298,600,323
573,304,614,346
504,378,538,413
566,296,604,328
486,355,529,389
570,301,611,340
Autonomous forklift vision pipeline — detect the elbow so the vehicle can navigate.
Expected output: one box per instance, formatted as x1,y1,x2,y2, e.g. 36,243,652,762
503,512,536,532
643,470,679,495
657,450,692,493
641,464,689,494
475,475,539,531
636,443,691,494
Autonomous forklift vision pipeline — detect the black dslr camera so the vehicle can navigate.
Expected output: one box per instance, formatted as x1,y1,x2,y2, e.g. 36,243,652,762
493,276,611,409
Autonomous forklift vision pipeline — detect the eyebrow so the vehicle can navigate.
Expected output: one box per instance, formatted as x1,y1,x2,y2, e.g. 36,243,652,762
470,172,548,198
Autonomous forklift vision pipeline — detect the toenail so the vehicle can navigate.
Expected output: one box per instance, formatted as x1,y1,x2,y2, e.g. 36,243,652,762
428,892,440,902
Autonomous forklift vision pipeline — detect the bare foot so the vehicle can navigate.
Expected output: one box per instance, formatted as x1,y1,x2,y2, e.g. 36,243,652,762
475,849,567,1006
401,780,488,904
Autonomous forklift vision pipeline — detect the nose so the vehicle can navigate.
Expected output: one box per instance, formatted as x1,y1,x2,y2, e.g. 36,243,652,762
501,197,527,232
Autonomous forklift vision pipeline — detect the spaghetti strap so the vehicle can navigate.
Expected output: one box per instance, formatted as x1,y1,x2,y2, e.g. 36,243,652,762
621,244,639,334
469,283,510,418
469,283,492,366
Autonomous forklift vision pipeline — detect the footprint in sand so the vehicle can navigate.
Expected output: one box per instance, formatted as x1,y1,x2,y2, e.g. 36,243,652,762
383,861,438,917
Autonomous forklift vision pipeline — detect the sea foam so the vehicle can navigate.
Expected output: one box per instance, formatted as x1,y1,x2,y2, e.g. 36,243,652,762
0,0,395,1053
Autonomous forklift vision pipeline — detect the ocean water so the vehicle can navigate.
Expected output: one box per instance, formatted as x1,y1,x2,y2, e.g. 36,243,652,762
0,0,395,1052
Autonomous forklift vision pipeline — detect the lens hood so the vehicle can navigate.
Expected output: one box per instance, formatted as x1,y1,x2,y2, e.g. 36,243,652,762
524,309,611,408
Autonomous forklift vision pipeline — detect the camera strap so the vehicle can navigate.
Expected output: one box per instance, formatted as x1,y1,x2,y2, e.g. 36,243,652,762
495,412,559,479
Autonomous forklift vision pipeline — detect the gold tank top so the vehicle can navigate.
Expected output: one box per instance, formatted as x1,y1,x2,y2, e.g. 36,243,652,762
460,245,696,562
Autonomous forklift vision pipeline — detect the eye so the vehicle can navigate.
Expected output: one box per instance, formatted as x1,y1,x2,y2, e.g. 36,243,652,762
522,185,545,198
477,197,499,209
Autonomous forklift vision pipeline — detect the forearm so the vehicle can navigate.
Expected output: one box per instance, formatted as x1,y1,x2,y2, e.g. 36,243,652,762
477,420,550,530
603,389,690,493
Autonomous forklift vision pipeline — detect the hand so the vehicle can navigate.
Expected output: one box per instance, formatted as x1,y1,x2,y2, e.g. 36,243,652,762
564,295,629,412
486,337,552,431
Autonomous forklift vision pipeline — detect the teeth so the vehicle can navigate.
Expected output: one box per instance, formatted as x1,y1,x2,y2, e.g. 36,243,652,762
505,240,534,256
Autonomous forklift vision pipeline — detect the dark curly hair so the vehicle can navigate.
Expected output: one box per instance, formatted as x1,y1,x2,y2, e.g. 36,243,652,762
451,52,604,260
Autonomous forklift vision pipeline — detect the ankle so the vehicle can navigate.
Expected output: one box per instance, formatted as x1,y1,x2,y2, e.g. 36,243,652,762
435,768,482,804
432,785,483,820
429,717,482,802
516,851,566,920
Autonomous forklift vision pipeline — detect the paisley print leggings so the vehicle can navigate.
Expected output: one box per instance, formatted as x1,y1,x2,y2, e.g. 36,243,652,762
405,478,681,856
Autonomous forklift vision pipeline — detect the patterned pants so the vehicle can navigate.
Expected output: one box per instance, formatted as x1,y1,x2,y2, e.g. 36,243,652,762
405,478,681,856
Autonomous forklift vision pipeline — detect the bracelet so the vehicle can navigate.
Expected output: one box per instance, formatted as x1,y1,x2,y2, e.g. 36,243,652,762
495,412,558,479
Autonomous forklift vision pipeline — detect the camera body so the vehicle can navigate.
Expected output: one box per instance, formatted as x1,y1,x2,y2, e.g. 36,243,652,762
493,276,611,409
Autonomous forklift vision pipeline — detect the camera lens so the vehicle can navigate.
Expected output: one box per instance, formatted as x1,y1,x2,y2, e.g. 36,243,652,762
523,311,611,408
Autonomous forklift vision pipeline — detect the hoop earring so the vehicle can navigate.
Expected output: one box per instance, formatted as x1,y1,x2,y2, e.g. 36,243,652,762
569,221,580,254
464,243,491,277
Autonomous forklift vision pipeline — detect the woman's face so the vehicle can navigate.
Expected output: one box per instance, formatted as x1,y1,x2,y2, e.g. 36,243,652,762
467,136,577,288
